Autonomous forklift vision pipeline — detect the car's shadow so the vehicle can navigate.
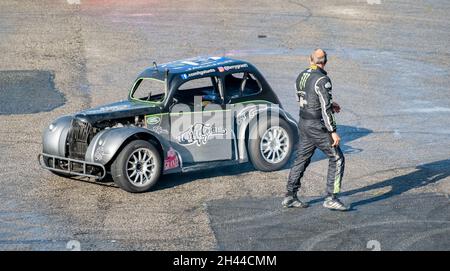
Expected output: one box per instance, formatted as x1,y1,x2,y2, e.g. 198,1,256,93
152,125,372,191
154,162,255,191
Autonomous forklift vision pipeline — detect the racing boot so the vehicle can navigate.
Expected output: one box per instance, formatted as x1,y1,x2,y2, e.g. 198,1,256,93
323,195,349,211
282,194,309,208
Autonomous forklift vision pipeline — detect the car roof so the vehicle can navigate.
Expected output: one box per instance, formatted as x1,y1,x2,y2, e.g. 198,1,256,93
137,56,250,79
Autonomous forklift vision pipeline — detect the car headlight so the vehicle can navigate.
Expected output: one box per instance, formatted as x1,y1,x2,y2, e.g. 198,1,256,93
48,123,56,132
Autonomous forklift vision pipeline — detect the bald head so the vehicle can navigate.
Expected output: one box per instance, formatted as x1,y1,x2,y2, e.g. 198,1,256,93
310,48,327,67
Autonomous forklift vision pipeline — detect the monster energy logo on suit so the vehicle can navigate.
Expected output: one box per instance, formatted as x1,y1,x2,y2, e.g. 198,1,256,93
297,73,310,107
299,73,310,90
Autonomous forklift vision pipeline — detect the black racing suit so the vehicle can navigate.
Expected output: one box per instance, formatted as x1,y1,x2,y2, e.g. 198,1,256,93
286,65,345,197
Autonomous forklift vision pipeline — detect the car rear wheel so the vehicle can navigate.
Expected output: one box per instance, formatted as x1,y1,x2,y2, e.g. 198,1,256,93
248,118,294,171
111,140,162,193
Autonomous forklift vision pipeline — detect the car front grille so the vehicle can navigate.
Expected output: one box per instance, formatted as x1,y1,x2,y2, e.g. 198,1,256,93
67,118,94,160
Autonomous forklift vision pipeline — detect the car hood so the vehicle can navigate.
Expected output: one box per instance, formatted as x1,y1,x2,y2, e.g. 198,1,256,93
74,100,161,123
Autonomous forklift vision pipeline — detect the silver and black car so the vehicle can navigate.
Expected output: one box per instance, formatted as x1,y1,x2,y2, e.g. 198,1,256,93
39,56,298,192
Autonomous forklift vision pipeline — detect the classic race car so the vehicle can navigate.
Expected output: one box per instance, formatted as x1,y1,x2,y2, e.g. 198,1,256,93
39,56,298,192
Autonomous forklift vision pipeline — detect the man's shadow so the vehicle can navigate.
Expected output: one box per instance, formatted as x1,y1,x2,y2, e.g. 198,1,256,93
308,159,450,209
153,125,372,191
345,159,450,208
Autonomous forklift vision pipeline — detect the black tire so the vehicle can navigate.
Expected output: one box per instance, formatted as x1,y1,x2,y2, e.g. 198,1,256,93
247,117,294,172
111,140,162,193
44,157,74,178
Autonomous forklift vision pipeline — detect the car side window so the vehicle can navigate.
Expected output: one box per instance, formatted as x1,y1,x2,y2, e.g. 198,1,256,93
244,73,262,95
224,72,262,100
175,76,222,107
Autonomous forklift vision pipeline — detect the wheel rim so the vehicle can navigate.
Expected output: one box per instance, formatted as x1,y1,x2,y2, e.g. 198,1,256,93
126,148,155,187
260,126,290,164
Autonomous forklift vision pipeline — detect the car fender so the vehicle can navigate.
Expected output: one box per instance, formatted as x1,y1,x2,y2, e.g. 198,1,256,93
85,126,167,165
235,104,298,161
42,115,73,157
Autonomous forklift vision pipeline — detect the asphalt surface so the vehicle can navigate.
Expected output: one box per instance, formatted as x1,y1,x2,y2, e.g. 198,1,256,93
208,193,450,250
0,0,449,250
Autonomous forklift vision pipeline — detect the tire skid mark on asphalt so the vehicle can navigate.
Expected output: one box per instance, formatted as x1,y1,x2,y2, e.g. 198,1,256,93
394,226,450,250
287,0,312,21
207,197,328,227
299,220,450,251
208,205,335,248
207,193,450,250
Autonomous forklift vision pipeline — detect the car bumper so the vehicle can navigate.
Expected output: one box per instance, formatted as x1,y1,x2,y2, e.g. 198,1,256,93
38,153,106,180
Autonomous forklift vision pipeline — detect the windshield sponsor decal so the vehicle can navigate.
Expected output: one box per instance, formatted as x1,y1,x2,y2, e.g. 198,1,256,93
217,63,249,72
177,123,226,146
183,58,233,71
181,68,216,79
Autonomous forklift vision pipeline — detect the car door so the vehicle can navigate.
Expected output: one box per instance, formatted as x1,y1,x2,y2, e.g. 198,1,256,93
168,75,234,165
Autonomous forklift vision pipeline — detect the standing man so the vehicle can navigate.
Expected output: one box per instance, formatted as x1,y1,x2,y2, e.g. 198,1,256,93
282,49,348,211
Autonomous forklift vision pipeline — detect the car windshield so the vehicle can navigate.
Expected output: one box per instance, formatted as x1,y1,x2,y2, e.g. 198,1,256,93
131,78,166,103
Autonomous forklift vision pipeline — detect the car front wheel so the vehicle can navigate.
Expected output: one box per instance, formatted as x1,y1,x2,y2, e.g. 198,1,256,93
111,140,162,193
248,118,294,171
